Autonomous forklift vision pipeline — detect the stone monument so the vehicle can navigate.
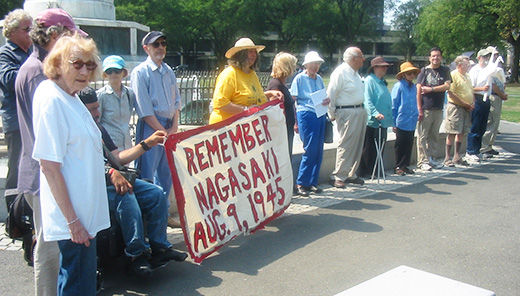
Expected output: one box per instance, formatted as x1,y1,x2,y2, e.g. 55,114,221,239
23,0,149,70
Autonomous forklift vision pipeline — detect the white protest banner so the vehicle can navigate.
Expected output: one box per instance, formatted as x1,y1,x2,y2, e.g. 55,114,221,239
165,100,293,263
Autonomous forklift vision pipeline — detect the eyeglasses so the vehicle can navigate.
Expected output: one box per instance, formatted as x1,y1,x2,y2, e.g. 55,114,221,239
150,41,167,48
21,26,31,32
105,68,123,75
69,60,98,71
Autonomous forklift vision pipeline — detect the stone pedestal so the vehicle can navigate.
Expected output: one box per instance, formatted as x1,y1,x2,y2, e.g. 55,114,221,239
23,0,149,71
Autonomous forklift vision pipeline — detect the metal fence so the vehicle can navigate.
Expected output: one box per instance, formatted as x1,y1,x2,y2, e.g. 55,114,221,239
91,69,272,128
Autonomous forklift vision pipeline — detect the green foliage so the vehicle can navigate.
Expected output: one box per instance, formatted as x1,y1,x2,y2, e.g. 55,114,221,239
0,0,24,21
391,0,424,61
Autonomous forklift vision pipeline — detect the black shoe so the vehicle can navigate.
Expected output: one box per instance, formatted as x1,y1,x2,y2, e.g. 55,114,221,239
345,177,364,185
487,149,499,155
403,167,415,174
296,186,310,196
152,247,188,263
394,168,406,176
309,186,322,193
129,254,152,277
330,180,346,189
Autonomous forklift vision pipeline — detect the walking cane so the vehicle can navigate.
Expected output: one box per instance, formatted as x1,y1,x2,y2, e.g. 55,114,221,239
370,125,386,184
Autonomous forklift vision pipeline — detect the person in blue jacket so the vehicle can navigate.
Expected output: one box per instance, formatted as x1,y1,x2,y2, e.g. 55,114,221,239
358,56,393,178
391,62,420,175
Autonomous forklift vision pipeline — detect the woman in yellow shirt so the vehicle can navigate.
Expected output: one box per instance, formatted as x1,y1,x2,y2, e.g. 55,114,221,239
209,38,282,124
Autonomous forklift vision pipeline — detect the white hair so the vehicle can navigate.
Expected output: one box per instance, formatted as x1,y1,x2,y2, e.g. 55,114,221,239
343,47,361,63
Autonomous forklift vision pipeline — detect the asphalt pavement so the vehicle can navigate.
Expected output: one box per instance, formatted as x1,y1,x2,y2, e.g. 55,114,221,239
1,121,519,296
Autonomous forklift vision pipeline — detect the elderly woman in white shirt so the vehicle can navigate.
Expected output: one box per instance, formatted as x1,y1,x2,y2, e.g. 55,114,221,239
32,34,109,295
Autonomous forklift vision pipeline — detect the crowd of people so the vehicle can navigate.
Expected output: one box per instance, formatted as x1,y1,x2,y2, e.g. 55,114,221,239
0,6,509,296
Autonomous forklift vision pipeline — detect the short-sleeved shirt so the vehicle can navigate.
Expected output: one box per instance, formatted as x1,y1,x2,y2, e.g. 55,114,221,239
448,70,474,106
32,80,110,241
97,84,135,150
417,65,452,110
130,57,181,120
290,71,325,113
15,44,47,195
209,66,266,124
0,41,30,133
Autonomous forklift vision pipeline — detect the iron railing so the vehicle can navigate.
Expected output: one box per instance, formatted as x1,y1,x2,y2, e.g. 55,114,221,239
91,70,272,131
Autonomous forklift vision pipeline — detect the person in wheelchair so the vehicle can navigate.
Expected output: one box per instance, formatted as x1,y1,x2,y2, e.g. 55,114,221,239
78,87,187,277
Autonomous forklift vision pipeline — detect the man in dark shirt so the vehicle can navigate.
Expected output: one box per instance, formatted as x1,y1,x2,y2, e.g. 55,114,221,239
0,9,32,197
15,8,87,295
416,47,452,171
78,87,187,277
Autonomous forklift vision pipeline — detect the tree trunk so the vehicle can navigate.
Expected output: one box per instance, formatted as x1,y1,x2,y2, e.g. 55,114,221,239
508,34,520,83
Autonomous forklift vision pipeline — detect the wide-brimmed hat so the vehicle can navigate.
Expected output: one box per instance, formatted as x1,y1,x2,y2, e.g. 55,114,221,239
396,61,420,79
225,38,265,59
302,51,324,66
477,47,494,58
368,56,391,72
36,8,87,37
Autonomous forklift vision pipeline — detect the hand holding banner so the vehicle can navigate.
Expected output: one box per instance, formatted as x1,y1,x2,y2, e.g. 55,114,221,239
165,100,293,263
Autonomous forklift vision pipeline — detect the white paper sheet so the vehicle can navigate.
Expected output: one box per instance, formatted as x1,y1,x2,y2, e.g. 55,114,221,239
309,88,328,118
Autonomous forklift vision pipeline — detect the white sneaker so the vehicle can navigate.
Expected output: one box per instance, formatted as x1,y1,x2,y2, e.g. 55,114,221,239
420,163,433,171
428,157,444,169
465,154,480,163
481,153,493,160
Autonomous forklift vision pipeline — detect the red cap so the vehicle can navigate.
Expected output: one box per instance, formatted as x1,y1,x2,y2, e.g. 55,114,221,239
36,8,87,37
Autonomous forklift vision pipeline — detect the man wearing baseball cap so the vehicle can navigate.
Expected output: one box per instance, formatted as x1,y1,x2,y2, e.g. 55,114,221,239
14,8,85,296
130,31,181,197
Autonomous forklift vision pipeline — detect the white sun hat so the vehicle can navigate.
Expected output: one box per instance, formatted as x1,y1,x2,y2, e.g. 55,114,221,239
302,51,324,66
225,38,265,59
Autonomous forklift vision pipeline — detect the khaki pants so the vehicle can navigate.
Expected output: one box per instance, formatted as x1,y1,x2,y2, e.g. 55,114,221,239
332,108,367,181
481,94,502,153
416,109,444,166
24,193,60,296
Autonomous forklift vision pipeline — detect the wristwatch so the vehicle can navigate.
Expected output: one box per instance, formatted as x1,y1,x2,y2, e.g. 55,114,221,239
139,140,151,151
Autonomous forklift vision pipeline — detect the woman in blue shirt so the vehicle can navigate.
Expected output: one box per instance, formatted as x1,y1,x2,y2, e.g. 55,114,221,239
359,57,393,178
391,62,420,175
289,51,329,196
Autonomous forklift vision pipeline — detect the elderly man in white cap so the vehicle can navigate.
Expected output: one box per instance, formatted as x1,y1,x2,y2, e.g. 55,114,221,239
289,51,329,196
131,31,181,197
327,47,367,188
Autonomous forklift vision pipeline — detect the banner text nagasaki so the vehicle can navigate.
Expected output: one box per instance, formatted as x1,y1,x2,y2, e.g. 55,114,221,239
165,100,293,263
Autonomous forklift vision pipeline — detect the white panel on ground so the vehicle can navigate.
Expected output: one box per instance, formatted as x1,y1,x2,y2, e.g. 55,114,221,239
335,265,495,296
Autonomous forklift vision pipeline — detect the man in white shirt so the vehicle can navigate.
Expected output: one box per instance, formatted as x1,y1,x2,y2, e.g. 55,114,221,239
467,48,493,162
327,47,367,188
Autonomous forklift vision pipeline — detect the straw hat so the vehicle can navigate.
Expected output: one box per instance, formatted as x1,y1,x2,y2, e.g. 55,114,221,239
225,38,265,59
396,61,420,80
302,51,324,66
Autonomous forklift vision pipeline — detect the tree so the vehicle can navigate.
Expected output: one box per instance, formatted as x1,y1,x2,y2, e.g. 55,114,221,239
0,0,24,20
415,0,520,82
391,0,424,61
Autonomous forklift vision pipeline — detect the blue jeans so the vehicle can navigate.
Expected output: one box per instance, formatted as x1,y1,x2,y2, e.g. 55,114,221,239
107,178,171,257
57,238,97,296
467,96,490,155
297,111,325,187
135,117,173,195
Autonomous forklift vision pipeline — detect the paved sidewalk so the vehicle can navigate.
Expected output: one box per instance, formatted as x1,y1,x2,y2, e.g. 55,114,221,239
0,146,514,253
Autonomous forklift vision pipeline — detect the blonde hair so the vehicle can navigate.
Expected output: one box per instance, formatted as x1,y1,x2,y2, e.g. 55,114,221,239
271,52,297,79
44,34,101,81
2,9,32,38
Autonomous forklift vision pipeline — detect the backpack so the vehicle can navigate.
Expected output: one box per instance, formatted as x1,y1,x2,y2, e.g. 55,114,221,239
5,193,33,239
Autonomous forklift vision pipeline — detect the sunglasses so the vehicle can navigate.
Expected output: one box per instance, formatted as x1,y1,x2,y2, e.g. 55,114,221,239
69,59,98,71
105,68,123,75
150,40,167,48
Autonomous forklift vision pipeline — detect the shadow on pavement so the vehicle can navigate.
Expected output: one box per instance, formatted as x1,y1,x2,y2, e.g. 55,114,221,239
100,212,382,295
